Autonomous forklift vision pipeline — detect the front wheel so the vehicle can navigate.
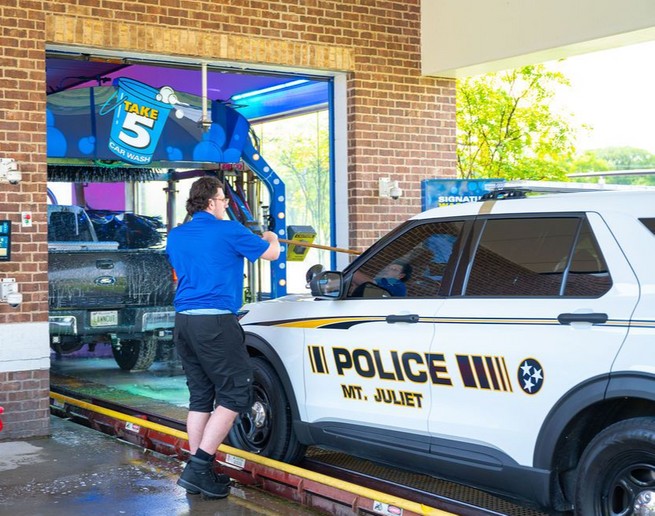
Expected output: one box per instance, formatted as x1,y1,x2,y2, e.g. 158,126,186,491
575,417,655,515
227,357,306,464
112,336,157,371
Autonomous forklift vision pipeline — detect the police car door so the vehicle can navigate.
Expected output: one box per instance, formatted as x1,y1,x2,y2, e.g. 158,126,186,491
303,220,466,442
428,213,638,467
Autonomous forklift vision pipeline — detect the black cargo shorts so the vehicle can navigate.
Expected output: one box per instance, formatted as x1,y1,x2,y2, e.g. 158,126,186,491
174,313,253,414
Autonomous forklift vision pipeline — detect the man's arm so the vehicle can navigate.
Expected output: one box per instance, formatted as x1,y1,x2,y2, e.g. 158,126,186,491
259,231,280,261
351,269,373,287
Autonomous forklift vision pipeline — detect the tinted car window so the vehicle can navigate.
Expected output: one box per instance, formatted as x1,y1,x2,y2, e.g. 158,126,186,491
464,217,611,298
562,218,612,297
48,209,95,242
640,218,655,235
347,221,464,298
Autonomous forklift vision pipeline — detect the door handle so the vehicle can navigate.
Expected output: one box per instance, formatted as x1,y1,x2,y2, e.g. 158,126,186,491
557,312,608,325
386,314,419,324
96,259,114,270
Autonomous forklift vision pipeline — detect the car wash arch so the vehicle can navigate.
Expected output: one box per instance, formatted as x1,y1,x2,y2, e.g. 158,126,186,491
46,48,342,300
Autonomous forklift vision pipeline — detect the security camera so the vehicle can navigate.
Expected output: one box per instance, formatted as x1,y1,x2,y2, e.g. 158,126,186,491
0,158,21,185
1,278,21,307
7,170,21,185
389,185,403,200
6,292,22,309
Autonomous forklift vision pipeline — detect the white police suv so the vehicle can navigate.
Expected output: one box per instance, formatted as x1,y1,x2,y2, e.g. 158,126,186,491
228,189,655,514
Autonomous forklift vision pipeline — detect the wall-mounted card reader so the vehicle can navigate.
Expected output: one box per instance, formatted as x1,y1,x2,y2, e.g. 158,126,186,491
0,220,11,261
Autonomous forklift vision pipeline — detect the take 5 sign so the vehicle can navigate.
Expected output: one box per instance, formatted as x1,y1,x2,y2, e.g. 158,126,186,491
100,79,184,165
46,79,256,167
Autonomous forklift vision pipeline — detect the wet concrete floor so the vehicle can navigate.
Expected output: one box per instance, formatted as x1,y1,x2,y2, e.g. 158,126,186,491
0,415,319,516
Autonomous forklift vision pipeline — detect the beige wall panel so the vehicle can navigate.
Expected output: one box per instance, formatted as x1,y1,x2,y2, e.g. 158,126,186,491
423,0,655,77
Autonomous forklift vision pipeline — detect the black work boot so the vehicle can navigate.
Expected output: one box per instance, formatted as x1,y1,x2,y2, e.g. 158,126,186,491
177,455,231,498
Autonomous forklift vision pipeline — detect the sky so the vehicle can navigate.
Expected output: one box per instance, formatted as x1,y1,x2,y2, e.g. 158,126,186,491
547,40,655,154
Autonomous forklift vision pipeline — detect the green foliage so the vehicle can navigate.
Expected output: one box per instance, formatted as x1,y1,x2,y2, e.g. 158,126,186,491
567,150,612,174
569,147,655,186
253,111,331,255
457,65,579,180
592,146,655,170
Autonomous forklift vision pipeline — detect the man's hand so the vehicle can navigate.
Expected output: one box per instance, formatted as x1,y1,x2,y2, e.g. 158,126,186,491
260,231,281,260
262,231,278,243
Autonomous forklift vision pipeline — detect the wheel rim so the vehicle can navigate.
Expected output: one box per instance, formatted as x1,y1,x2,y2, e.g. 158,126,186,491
602,457,655,516
233,383,272,453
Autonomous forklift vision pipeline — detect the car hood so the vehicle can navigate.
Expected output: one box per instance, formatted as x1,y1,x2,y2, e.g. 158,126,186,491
240,293,315,324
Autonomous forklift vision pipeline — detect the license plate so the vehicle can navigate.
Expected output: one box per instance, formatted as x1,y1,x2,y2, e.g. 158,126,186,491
90,310,118,327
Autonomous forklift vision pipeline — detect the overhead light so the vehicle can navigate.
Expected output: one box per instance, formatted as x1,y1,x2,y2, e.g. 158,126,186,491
232,79,309,101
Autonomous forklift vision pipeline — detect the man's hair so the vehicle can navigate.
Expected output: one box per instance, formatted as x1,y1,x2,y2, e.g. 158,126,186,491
394,260,412,283
186,176,224,216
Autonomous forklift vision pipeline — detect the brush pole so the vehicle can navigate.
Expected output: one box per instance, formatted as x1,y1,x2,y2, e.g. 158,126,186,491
279,238,361,256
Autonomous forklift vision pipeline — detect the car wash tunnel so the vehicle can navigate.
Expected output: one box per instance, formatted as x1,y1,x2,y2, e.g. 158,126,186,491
36,54,549,516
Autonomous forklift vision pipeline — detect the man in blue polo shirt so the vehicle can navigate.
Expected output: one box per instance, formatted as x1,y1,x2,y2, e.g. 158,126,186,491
166,176,279,499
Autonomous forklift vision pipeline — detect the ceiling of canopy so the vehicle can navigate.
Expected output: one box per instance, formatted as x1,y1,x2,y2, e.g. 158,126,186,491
46,55,330,121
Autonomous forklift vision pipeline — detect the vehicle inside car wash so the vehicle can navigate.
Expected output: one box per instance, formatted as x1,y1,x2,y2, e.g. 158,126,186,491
45,53,332,388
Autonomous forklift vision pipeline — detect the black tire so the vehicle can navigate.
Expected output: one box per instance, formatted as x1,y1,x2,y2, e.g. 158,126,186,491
112,336,157,371
574,417,655,515
227,357,306,464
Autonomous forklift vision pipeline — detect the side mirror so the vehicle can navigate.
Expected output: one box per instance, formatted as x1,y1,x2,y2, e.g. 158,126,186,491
305,264,325,287
310,271,343,299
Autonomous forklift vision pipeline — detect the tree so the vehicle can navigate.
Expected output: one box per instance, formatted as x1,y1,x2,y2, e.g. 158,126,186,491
254,111,331,253
457,65,580,180
569,147,655,186
567,150,612,174
592,146,655,171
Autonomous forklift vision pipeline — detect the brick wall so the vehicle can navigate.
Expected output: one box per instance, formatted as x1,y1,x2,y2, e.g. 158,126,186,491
0,1,49,327
0,369,50,439
0,0,456,438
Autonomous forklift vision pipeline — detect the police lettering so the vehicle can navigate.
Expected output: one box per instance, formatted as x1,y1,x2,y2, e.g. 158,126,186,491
373,388,423,408
333,348,452,385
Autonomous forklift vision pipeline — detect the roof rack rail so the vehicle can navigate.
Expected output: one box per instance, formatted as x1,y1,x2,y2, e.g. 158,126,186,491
502,180,655,193
476,180,655,203
480,188,527,201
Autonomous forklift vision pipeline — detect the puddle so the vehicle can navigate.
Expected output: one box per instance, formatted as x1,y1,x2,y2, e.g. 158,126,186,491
0,442,44,471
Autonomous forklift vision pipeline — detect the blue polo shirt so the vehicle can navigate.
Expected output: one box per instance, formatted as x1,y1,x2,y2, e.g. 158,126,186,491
166,212,270,314
376,277,407,297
